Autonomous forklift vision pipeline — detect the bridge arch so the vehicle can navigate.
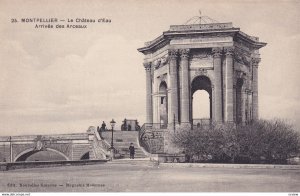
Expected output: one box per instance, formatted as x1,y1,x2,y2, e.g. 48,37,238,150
80,152,90,160
14,147,70,162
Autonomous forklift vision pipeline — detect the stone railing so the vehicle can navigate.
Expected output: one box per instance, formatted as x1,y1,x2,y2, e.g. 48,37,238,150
93,130,121,156
92,131,109,159
169,22,233,31
192,118,212,129
139,124,165,154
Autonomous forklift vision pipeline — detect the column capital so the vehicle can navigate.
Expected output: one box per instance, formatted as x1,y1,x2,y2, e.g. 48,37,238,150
179,49,190,59
143,62,152,71
224,47,234,57
168,49,178,60
212,47,222,58
251,57,261,67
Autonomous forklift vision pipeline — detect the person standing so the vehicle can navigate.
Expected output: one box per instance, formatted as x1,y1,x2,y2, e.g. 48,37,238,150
129,143,135,159
101,121,106,131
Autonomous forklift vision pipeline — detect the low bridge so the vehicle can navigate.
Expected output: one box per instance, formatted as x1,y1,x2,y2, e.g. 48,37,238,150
0,127,109,163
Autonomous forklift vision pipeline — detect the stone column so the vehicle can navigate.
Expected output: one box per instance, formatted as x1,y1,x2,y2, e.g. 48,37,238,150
212,86,215,120
252,58,260,120
233,84,237,122
212,48,223,123
144,62,153,124
247,91,252,122
241,87,247,124
180,49,190,124
168,49,179,125
224,47,234,122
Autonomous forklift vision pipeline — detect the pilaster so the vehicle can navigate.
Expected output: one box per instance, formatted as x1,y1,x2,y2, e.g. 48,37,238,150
212,47,223,122
144,62,153,124
252,57,260,120
224,47,234,122
168,49,179,126
180,49,190,124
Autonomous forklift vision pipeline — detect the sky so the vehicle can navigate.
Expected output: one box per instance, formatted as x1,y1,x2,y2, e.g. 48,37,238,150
0,0,299,136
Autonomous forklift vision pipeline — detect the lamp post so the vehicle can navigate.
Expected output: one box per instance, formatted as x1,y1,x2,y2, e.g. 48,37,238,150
110,119,116,160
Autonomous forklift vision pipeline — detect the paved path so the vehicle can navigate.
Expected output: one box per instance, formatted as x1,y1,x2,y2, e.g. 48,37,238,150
0,160,299,192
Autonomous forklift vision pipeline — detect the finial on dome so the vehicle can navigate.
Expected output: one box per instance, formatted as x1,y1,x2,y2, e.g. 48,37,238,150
184,11,219,25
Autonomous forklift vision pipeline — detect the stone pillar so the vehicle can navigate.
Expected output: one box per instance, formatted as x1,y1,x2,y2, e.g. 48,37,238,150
144,62,153,124
87,126,96,160
252,58,260,120
247,91,252,122
224,47,234,122
212,86,215,120
180,49,190,124
241,87,247,124
212,48,223,123
233,84,237,123
153,94,159,124
168,49,179,125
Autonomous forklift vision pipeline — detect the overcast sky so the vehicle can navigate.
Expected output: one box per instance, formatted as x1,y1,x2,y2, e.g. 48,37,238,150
0,0,299,136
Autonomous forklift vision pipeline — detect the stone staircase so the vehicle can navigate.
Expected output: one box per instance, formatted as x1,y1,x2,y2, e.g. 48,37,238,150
72,144,90,160
101,131,147,159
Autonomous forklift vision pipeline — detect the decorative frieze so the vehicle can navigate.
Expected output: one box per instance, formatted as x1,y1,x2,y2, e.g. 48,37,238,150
161,55,169,65
153,54,169,70
234,49,251,66
195,68,208,76
190,49,213,68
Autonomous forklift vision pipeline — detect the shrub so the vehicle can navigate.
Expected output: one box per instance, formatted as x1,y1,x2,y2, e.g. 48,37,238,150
172,119,300,164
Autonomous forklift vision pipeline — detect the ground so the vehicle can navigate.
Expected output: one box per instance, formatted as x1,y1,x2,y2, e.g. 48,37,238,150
0,160,299,192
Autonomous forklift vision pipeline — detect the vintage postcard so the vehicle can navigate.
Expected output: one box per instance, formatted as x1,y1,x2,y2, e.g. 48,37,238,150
0,0,299,195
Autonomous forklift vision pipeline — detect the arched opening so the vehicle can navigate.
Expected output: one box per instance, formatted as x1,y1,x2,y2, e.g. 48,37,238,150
80,152,90,160
191,76,212,127
159,81,168,128
193,90,210,119
15,148,69,162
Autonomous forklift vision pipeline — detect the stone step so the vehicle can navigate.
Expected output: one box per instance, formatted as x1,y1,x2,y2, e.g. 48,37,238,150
102,133,139,139
72,145,90,160
112,144,141,148
114,147,144,153
101,131,139,135
115,150,145,155
103,137,139,142
99,131,147,159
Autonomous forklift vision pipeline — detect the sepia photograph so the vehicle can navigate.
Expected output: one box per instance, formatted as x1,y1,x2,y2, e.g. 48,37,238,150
0,0,299,195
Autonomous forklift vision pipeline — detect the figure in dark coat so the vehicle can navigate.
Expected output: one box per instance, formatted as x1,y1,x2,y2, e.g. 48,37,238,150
101,121,106,131
129,143,135,159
